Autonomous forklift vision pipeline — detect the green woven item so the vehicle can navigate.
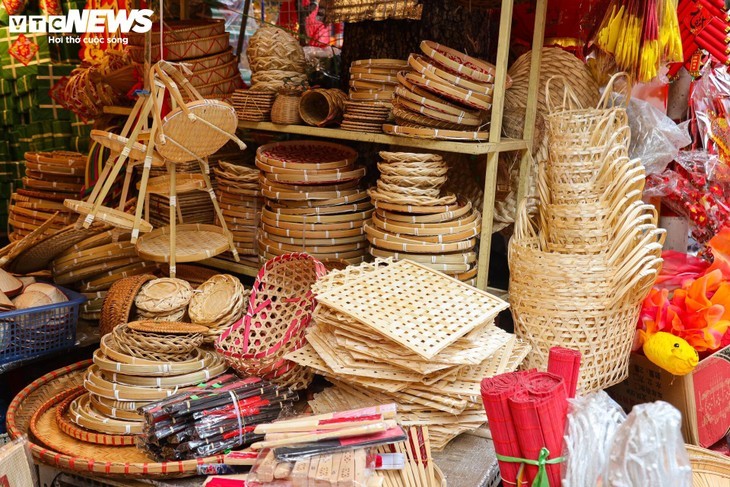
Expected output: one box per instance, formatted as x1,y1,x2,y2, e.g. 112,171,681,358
0,95,13,111
0,28,51,80
0,109,19,126
14,74,35,96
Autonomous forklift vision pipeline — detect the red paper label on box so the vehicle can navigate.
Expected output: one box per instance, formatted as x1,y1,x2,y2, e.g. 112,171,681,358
693,347,730,447
8,34,39,66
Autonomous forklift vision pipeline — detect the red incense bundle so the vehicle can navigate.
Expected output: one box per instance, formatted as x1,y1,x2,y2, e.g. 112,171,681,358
508,372,569,487
480,370,536,486
547,347,581,398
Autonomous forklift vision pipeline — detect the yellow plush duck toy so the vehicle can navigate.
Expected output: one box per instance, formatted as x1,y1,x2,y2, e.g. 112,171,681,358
638,329,699,376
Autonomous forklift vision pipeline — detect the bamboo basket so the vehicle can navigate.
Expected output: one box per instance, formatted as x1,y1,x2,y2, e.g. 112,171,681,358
299,89,348,127
509,202,663,393
271,91,303,124
686,444,730,487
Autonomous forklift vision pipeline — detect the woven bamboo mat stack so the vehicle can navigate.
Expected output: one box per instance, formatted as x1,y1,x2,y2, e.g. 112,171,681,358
366,151,481,285
8,152,87,242
342,58,405,133
51,228,160,320
384,41,505,141
287,259,531,450
255,141,373,265
146,160,221,227
232,90,277,122
214,161,263,260
56,321,225,443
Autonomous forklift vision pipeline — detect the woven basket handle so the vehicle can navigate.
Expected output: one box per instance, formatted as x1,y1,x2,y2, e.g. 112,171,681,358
155,61,203,112
610,227,666,270
597,71,632,110
611,257,661,307
513,198,540,243
545,76,583,115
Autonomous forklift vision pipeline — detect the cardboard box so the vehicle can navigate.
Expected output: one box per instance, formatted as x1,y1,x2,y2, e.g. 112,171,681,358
609,346,730,448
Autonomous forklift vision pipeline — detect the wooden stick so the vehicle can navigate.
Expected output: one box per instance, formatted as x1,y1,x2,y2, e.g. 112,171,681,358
423,426,436,487
250,421,391,450
169,161,177,277
254,405,398,434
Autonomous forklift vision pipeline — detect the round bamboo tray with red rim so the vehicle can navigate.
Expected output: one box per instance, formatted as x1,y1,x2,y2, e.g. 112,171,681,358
420,40,508,86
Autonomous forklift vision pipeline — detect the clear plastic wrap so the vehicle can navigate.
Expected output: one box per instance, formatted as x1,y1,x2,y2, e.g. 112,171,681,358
627,96,691,174
0,436,37,486
605,401,692,487
138,376,298,461
689,62,730,152
246,448,375,487
561,391,627,487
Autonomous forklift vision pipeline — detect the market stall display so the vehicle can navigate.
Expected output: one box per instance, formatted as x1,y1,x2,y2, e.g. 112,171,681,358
253,140,372,264
292,259,530,450
246,25,307,92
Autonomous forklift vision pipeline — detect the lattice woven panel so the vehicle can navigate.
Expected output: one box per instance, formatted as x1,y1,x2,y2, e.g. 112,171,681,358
314,259,509,358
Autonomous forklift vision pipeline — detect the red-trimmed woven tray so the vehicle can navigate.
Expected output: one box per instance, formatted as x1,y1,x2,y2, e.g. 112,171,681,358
127,19,226,46
6,360,258,478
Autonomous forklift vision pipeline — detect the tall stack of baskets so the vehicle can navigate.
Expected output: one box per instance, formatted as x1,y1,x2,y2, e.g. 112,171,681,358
509,74,665,393
127,20,243,100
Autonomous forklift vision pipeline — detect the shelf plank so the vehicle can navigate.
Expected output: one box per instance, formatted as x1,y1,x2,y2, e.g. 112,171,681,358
103,105,134,115
237,121,527,155
201,257,260,277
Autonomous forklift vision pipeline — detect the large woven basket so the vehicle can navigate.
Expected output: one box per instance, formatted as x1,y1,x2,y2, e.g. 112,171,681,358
216,253,327,390
509,202,663,393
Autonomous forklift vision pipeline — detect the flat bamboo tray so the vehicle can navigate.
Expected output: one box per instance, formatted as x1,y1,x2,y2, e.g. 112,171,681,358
135,224,230,263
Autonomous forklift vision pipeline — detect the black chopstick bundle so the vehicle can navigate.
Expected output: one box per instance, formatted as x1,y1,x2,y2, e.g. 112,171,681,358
138,377,297,460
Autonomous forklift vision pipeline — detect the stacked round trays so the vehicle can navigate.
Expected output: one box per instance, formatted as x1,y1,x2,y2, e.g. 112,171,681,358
366,152,481,286
128,20,243,99
343,59,406,133
7,360,254,478
51,228,160,320
214,161,263,260
384,40,510,141
8,151,87,241
255,141,372,265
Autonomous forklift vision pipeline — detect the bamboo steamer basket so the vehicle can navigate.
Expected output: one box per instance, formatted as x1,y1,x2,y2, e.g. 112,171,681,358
271,90,304,124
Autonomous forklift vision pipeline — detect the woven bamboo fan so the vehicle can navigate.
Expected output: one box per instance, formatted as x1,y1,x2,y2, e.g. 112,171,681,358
136,224,230,263
217,253,327,390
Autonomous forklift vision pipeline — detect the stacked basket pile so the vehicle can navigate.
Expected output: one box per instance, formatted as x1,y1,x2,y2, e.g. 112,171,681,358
286,259,531,450
342,58,405,133
366,152,480,285
128,20,243,100
385,41,502,140
134,278,193,322
255,141,372,265
510,74,665,393
51,228,159,320
235,26,307,121
214,161,263,261
188,274,249,344
8,151,87,241
56,321,225,443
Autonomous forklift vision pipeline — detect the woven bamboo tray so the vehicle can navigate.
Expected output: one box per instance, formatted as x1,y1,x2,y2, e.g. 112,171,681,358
257,140,357,168
408,54,494,95
383,124,489,141
127,19,226,46
54,387,137,446
403,73,491,111
64,200,153,233
420,41,503,85
135,224,230,263
127,33,230,63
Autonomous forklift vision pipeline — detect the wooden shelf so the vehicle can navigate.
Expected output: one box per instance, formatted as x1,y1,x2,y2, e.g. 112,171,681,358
237,121,528,155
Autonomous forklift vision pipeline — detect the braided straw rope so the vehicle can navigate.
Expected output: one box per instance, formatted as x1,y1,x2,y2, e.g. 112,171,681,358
111,324,203,361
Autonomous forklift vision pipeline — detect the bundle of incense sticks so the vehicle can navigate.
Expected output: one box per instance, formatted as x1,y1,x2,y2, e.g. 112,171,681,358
138,376,298,461
251,404,407,461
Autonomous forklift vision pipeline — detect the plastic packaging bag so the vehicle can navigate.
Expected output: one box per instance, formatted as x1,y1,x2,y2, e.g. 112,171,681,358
627,96,691,174
562,391,627,487
605,401,692,487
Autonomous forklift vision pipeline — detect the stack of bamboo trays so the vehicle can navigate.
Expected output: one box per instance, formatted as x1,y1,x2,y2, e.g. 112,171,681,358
385,41,503,140
146,160,221,227
214,161,263,260
8,151,87,241
232,90,277,122
348,58,408,105
58,321,225,441
287,259,530,450
255,140,372,265
366,152,480,285
51,228,159,320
